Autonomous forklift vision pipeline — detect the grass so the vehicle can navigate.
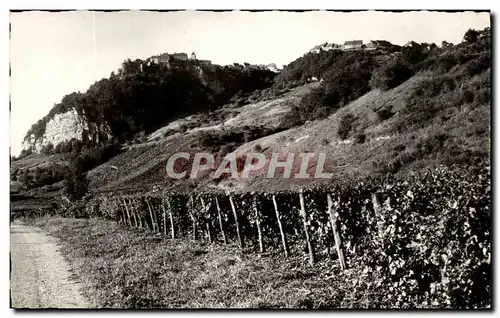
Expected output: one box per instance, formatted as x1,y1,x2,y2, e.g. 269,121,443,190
29,217,359,309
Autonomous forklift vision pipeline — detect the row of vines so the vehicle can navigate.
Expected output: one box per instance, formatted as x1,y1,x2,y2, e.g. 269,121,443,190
84,165,490,308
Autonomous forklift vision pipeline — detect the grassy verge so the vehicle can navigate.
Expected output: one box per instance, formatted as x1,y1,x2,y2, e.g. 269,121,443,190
29,217,356,309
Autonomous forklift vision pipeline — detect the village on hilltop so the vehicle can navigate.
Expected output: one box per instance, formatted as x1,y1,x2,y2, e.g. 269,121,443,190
148,52,212,67
146,52,282,73
308,39,435,54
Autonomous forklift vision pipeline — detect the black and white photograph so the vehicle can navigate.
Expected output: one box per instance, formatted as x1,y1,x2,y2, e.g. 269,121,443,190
9,7,492,310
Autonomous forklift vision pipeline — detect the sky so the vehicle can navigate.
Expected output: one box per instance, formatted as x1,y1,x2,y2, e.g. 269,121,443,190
9,10,490,155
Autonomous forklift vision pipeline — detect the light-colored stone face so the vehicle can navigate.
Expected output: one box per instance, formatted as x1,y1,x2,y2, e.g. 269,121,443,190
22,108,112,153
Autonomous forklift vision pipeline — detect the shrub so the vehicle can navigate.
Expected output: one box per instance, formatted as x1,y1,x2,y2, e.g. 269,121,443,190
416,132,449,157
33,167,42,181
355,132,366,144
199,132,218,148
18,169,30,184
370,58,414,91
473,88,490,106
462,52,490,78
297,86,331,121
338,113,356,140
64,200,89,218
413,75,456,99
19,148,33,158
10,169,18,181
377,106,395,121
178,124,188,133
401,45,428,66
40,143,54,155
74,141,123,172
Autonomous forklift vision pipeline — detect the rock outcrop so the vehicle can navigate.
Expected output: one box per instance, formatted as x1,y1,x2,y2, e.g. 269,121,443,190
22,108,112,153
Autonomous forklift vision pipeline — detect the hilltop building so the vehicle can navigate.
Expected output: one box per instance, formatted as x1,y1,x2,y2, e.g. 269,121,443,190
309,42,341,54
171,52,188,61
366,40,393,50
343,40,364,50
150,53,171,65
147,52,212,68
309,39,397,53
150,52,188,64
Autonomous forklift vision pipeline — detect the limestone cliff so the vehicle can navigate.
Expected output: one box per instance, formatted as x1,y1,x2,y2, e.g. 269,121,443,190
22,108,112,153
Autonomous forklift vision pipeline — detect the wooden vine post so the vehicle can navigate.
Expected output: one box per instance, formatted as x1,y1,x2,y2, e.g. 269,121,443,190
215,197,227,245
325,224,331,257
127,198,139,227
130,198,138,228
299,189,316,265
272,194,289,257
146,197,157,232
129,198,142,227
152,198,160,232
120,198,127,226
166,196,176,239
117,207,122,225
253,196,265,253
229,194,244,248
161,197,168,236
115,198,122,224
200,196,213,244
122,198,132,227
134,198,143,228
327,194,346,270
117,198,125,225
189,195,198,240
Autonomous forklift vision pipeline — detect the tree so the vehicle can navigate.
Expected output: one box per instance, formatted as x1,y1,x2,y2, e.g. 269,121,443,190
370,58,414,91
64,157,89,201
40,143,54,155
402,45,427,65
338,113,356,140
18,169,31,185
33,167,42,182
463,29,479,45
10,169,18,181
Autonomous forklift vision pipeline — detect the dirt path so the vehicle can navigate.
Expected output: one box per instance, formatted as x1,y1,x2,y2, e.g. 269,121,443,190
10,223,89,308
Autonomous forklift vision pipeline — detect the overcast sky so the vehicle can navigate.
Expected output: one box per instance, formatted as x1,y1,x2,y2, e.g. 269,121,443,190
10,10,490,155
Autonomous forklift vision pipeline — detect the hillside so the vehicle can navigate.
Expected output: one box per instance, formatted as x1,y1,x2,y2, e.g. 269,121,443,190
86,82,321,193
11,27,491,198
83,29,490,194
85,66,490,194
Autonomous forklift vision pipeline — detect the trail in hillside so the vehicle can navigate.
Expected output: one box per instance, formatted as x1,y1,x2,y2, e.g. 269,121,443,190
10,223,89,309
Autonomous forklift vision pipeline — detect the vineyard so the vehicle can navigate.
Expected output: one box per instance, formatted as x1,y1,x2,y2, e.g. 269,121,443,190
65,164,490,309
16,165,491,308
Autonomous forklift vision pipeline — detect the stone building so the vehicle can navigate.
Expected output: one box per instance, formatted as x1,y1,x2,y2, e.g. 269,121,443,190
342,40,364,50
